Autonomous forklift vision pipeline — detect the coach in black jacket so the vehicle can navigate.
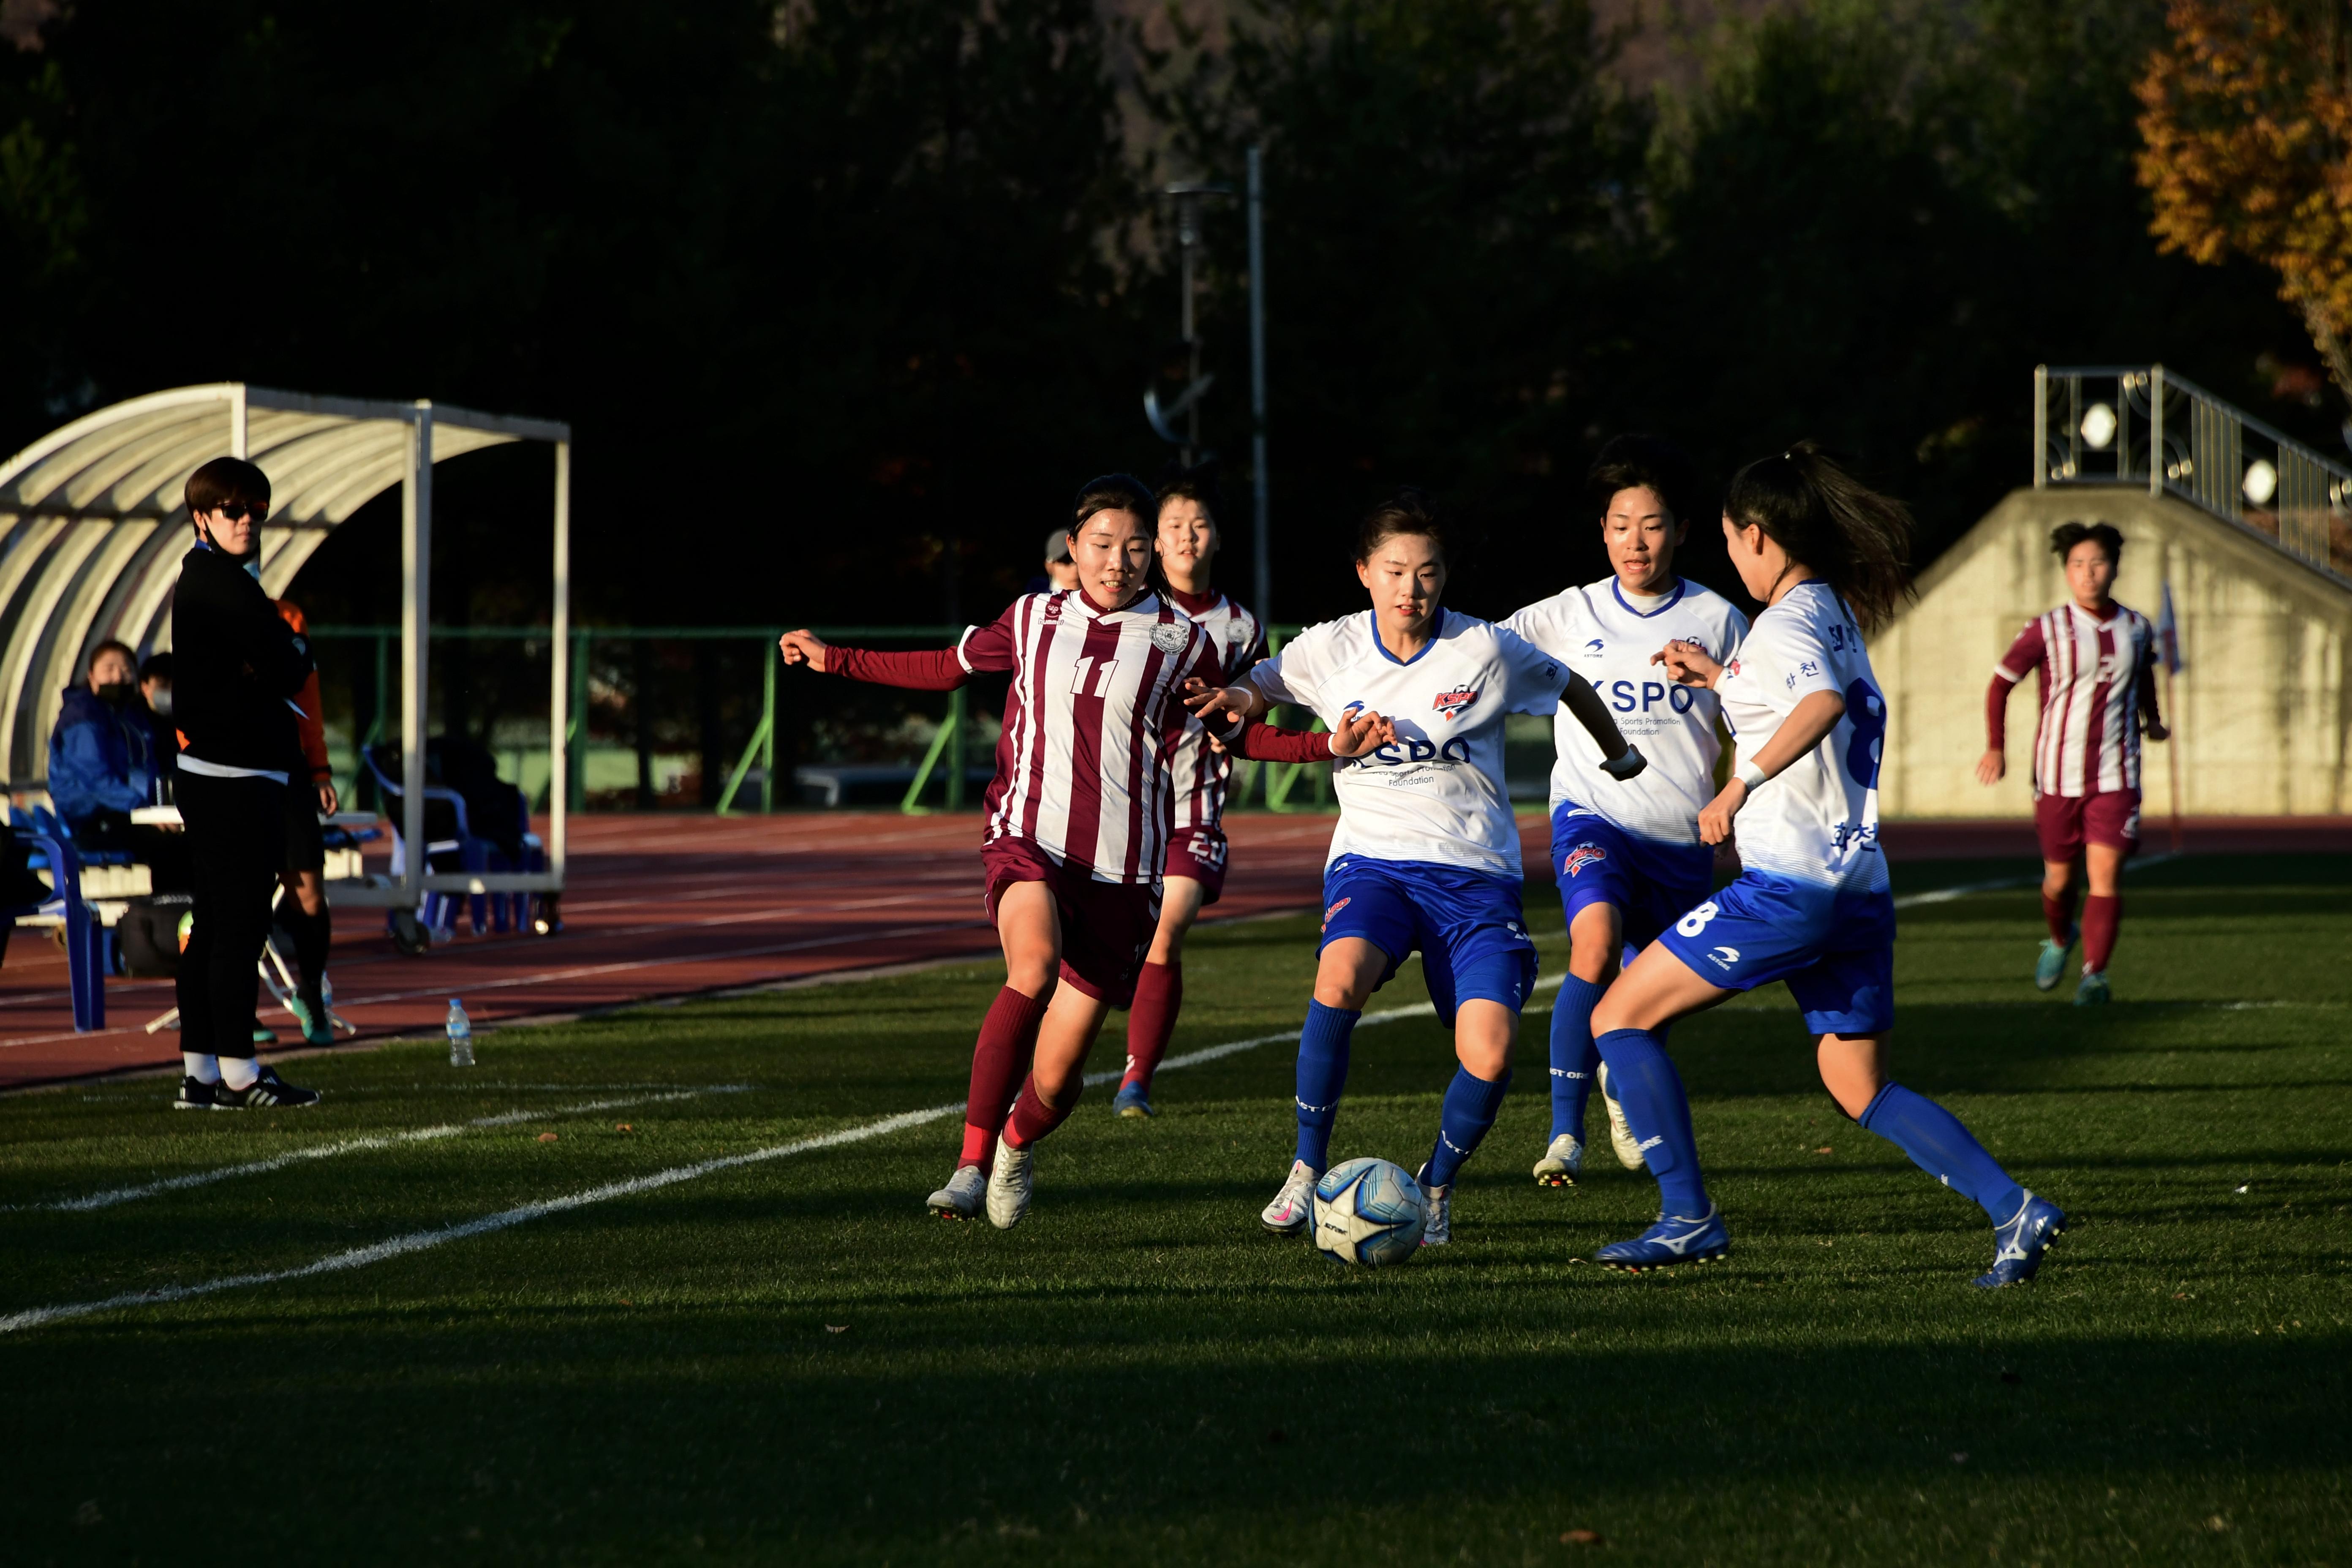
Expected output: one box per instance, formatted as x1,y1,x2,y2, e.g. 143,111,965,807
168,457,321,1110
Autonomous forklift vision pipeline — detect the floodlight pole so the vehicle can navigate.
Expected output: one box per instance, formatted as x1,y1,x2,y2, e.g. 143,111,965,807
1146,181,1234,468
1177,192,1204,465
1247,145,1271,622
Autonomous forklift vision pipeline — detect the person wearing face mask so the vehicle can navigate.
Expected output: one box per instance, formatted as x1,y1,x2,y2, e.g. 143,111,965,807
47,641,189,890
138,652,178,798
167,456,320,1111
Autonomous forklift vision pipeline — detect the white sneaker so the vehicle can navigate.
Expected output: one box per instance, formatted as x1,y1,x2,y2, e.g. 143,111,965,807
1416,1162,1452,1246
926,1163,985,1220
985,1136,1033,1229
1261,1159,1319,1234
1597,1061,1645,1170
1532,1132,1584,1187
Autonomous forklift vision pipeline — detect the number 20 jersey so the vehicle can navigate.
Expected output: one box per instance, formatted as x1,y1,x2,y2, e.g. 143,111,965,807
1716,580,1889,894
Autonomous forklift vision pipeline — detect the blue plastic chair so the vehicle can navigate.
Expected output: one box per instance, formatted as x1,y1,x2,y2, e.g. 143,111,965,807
361,745,546,941
6,825,105,1031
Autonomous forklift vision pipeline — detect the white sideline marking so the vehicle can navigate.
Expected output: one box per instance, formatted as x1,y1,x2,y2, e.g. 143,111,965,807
0,1105,953,1336
1888,853,2180,911
0,982,1506,1334
19,1087,751,1213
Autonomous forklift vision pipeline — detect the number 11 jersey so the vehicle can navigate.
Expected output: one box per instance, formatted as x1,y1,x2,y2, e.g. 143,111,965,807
1716,580,1888,894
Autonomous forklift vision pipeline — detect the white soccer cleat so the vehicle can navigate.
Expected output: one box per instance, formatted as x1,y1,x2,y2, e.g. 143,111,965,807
1261,1159,1319,1234
926,1163,986,1220
1416,1162,1452,1246
1533,1132,1584,1187
1597,1061,1646,1171
985,1136,1034,1229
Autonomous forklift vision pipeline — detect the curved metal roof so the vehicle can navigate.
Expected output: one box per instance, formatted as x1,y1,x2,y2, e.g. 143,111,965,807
0,384,569,782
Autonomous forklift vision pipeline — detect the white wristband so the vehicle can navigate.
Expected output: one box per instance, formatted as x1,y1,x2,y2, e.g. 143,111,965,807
1735,760,1768,792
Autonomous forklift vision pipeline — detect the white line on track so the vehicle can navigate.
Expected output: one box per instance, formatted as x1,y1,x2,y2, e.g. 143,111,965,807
14,1086,751,1213
0,981,1504,1334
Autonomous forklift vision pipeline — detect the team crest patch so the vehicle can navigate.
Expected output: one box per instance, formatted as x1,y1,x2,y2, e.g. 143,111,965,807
1432,686,1480,720
1322,896,1351,932
1149,622,1191,653
1562,843,1607,878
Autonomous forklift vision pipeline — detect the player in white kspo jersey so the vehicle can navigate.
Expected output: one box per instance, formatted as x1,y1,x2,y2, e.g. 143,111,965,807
1109,466,1266,1119
1500,436,1748,1186
1189,490,1644,1247
1584,442,2066,1288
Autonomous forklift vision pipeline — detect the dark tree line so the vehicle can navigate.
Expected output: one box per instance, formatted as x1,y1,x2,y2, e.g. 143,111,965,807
0,0,2319,632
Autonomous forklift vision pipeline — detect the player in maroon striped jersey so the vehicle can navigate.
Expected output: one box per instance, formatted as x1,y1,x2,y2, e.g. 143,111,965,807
1111,466,1267,1120
782,476,1393,1228
1978,522,2167,1004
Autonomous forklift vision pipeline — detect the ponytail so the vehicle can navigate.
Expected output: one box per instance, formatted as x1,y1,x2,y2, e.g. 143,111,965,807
1723,441,1913,633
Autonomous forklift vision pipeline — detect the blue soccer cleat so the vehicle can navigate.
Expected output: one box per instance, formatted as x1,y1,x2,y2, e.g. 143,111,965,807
2035,927,2078,991
1595,1205,1729,1272
2074,971,2110,1007
1974,1192,2066,1288
1112,1082,1155,1119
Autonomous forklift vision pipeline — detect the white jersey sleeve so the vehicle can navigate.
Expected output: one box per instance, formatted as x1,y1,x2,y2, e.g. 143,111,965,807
1244,621,1334,711
1715,580,1887,893
1496,625,1570,716
1503,577,1750,846
1249,609,1536,878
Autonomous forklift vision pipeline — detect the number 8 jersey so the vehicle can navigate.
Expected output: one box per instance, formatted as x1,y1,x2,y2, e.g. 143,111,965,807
1716,580,1889,895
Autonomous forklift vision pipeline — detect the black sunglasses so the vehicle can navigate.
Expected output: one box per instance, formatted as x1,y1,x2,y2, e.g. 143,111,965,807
209,502,267,523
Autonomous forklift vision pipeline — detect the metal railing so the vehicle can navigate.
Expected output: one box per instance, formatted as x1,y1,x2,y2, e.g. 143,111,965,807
2034,364,2352,586
309,623,1325,816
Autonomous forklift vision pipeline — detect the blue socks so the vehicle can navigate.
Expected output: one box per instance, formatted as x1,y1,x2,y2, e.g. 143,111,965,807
1593,1027,1709,1217
1547,975,1606,1140
1293,1000,1359,1170
1425,1066,1511,1187
1858,1084,2026,1222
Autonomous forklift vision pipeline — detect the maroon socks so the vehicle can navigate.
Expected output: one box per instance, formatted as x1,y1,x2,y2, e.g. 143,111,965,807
2043,889,2077,944
1120,961,1182,1093
2082,894,2121,975
959,986,1049,1168
1003,1074,1081,1149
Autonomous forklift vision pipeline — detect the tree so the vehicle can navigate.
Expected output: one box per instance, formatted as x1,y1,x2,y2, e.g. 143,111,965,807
2137,0,2352,401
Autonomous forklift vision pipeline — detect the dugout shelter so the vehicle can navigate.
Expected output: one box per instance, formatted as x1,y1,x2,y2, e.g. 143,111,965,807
0,383,573,914
1871,365,2352,819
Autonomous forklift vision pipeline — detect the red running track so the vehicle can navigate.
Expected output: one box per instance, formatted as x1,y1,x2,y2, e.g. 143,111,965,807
4,811,2343,1091
0,812,1342,1091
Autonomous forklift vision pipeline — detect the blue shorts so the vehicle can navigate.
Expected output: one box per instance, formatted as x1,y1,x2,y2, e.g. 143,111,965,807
1655,872,1897,1036
1549,803,1716,953
1320,857,1538,1028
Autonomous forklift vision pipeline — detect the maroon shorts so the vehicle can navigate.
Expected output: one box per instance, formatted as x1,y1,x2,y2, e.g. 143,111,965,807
1161,825,1229,905
2034,789,2140,863
981,839,1160,1008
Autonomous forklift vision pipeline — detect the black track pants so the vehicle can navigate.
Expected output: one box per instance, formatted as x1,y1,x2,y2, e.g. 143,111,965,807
175,770,286,1061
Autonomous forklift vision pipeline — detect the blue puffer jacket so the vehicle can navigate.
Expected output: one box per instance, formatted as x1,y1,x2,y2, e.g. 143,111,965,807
48,686,164,829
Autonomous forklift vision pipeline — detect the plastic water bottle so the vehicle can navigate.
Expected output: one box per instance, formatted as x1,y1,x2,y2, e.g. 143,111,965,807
446,998,474,1067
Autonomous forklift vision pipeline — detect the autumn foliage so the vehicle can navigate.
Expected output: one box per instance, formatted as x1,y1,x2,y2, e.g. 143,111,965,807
2137,0,2352,397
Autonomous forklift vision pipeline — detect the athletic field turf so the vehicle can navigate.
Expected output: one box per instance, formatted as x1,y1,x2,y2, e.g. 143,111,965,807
3,853,2346,1564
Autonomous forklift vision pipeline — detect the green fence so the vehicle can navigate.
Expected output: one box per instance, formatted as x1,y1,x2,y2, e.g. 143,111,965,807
308,624,1326,816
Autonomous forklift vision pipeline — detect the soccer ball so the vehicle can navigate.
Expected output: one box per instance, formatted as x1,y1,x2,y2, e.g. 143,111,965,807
1312,1157,1427,1266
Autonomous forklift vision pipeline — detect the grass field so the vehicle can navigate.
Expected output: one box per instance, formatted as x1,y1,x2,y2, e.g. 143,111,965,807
2,853,2347,1565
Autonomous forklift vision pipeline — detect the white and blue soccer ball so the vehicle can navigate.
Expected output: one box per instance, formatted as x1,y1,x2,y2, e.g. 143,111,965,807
1312,1157,1426,1266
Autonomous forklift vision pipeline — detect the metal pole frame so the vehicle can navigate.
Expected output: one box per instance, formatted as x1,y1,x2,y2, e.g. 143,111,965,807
399,403,433,913
549,440,571,884
2031,365,2046,489
1248,144,1271,623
